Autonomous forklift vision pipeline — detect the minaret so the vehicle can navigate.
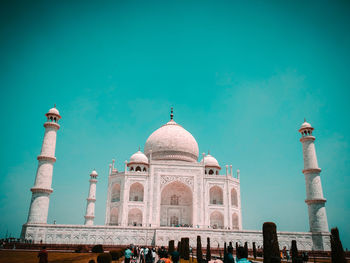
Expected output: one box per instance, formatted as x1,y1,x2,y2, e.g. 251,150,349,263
84,170,98,225
299,120,329,249
27,106,61,224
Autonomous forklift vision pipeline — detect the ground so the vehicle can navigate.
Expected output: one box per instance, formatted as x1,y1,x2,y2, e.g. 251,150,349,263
0,250,100,263
0,250,334,263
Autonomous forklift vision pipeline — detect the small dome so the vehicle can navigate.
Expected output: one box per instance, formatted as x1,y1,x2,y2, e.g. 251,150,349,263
144,119,199,162
129,150,148,165
90,170,98,176
300,121,312,129
48,107,60,115
203,154,221,169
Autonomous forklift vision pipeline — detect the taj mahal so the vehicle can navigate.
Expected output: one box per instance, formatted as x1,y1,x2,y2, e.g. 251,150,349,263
21,106,331,251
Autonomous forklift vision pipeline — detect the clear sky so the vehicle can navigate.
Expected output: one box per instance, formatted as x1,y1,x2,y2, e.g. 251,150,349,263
1,0,349,248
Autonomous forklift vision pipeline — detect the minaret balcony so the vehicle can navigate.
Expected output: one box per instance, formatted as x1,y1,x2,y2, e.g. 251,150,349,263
37,155,56,162
300,136,315,142
305,198,327,204
30,187,53,194
43,122,60,130
302,168,321,174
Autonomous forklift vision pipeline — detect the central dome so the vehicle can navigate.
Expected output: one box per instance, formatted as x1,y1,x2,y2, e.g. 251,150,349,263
144,119,199,162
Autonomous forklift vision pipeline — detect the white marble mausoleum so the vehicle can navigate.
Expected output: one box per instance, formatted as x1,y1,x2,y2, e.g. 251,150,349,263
21,106,331,251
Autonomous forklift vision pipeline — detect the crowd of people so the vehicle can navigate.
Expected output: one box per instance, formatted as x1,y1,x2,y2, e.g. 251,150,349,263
33,243,312,263
123,245,250,263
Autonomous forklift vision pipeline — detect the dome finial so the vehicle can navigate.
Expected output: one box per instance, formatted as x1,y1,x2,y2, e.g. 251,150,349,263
208,150,210,155
138,145,140,151
54,103,56,108
304,117,306,122
170,107,174,120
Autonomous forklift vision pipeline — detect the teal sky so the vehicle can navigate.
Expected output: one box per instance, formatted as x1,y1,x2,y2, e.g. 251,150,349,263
1,0,349,248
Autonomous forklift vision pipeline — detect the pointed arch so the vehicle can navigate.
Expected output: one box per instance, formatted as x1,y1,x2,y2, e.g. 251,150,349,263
210,211,224,229
160,181,193,227
232,213,239,230
110,207,119,225
128,208,143,226
231,188,238,207
111,184,121,202
129,182,144,201
209,186,223,205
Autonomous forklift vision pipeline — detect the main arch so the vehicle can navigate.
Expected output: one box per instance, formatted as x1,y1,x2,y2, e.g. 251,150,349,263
160,181,193,227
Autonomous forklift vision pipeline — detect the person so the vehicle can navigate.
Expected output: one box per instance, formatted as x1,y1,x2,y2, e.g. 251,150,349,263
158,246,167,259
145,247,149,258
140,247,145,263
171,249,180,263
134,246,139,258
236,246,249,263
302,252,309,263
152,248,157,263
159,252,171,263
146,247,153,263
125,246,133,263
37,246,48,263
286,250,290,262
226,246,235,263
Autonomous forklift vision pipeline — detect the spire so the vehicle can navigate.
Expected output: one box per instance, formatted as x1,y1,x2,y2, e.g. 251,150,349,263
170,107,174,120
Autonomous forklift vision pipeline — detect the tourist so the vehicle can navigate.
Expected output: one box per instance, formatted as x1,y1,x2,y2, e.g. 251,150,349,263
282,247,286,259
152,248,157,263
140,247,145,263
146,247,153,263
145,247,149,258
302,252,309,263
226,246,235,263
159,252,171,263
158,246,167,259
37,246,48,263
235,246,249,263
171,249,180,263
125,246,133,263
286,250,290,261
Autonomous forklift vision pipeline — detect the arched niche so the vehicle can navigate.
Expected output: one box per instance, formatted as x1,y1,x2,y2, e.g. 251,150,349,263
231,188,238,207
210,211,224,229
129,182,144,202
209,186,223,205
110,207,118,225
128,208,143,226
111,184,121,202
232,213,239,230
160,181,193,227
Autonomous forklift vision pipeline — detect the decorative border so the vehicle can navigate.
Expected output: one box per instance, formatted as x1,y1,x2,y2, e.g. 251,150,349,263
160,175,194,190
